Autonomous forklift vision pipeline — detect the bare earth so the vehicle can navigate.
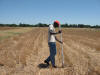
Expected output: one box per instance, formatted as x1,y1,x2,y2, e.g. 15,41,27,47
0,27,100,75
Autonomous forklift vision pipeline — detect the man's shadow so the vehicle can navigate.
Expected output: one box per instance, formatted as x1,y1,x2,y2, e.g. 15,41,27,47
38,63,49,69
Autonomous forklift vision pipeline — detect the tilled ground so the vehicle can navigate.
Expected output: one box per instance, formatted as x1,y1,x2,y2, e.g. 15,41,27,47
0,28,100,75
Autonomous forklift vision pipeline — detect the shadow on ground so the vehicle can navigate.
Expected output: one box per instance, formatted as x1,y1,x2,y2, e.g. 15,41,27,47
38,63,49,69
0,64,4,66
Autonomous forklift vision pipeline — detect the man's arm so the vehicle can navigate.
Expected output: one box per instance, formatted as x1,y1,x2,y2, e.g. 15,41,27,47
50,30,62,35
55,36,63,44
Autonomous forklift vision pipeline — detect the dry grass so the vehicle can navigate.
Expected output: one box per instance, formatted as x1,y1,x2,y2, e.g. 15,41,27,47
0,27,100,75
0,27,33,41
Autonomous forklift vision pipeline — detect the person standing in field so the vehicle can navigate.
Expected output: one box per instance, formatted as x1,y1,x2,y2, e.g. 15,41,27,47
44,20,63,68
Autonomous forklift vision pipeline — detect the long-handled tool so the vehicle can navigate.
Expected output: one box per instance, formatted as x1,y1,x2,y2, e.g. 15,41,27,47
59,24,64,68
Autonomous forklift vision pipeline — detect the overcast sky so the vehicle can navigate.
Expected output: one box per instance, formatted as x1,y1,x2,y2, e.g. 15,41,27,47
0,0,100,25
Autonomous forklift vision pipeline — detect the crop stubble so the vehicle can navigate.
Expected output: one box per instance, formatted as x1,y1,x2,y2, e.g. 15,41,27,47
0,27,100,75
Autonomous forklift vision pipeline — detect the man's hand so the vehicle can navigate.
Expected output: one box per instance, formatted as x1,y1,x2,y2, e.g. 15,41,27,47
59,41,63,44
58,30,62,34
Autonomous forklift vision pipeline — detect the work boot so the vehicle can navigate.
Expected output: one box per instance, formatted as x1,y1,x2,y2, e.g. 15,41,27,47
52,65,57,68
44,60,49,65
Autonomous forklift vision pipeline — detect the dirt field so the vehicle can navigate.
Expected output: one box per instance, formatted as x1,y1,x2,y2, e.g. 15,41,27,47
0,27,100,75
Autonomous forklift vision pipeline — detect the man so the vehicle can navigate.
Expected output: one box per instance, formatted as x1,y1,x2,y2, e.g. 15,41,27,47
44,20,63,68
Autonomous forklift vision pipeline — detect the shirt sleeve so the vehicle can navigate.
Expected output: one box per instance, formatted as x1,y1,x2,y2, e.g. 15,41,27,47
49,25,53,30
49,25,54,33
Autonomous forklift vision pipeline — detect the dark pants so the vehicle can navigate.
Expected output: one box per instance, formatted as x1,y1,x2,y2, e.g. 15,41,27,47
45,42,57,66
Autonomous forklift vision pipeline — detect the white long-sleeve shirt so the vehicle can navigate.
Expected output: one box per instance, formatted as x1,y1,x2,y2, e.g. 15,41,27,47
48,24,56,42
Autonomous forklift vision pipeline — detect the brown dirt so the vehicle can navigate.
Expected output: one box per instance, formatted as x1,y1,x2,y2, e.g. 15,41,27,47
0,27,100,75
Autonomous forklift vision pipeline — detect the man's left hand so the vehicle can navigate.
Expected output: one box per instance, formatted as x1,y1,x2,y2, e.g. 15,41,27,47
60,41,63,44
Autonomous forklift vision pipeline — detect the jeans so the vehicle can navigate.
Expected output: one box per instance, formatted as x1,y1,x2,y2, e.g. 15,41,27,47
45,42,57,66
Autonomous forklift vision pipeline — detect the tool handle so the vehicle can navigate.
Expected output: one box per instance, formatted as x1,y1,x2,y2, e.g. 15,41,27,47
59,25,64,67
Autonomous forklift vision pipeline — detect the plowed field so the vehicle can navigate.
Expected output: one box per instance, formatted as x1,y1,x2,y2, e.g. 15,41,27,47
0,27,100,75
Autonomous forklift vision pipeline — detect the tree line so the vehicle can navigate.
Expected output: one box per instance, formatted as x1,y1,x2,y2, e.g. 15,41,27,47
0,23,48,27
61,24,100,28
0,23,100,28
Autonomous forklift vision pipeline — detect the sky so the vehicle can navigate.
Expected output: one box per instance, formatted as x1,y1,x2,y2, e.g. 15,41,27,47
0,0,100,25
